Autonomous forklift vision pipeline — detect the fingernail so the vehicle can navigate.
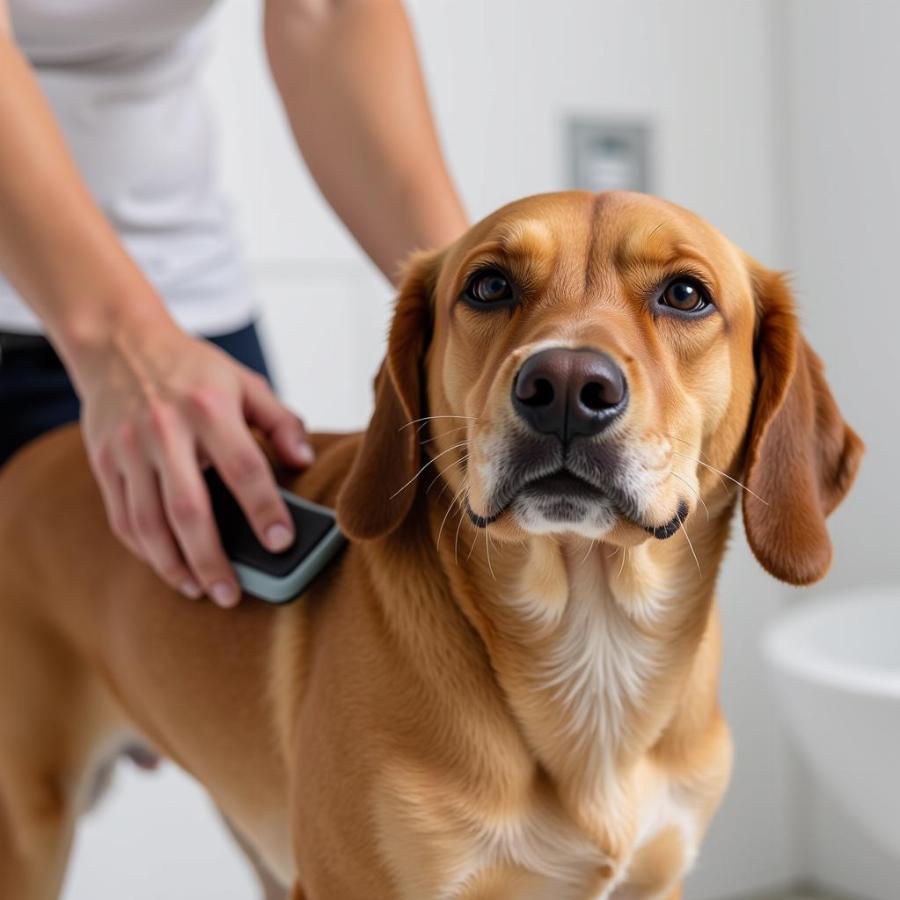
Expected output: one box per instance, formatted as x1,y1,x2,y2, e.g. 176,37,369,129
210,581,239,608
266,523,293,551
180,580,202,600
296,442,315,465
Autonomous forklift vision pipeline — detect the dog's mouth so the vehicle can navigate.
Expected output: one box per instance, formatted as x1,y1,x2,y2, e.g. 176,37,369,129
466,459,688,539
465,465,610,527
521,470,606,498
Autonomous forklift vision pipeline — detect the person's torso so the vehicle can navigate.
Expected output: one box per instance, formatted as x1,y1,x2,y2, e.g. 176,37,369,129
0,0,254,336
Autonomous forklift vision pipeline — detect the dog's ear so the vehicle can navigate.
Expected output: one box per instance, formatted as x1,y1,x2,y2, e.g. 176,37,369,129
335,251,440,541
742,264,863,585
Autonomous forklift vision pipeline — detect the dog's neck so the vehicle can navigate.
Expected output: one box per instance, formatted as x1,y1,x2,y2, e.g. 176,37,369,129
429,497,730,847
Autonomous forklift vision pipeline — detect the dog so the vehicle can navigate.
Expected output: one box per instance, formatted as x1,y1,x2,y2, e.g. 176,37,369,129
0,191,862,899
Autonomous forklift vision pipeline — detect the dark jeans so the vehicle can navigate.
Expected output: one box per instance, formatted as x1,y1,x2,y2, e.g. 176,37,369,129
0,322,271,467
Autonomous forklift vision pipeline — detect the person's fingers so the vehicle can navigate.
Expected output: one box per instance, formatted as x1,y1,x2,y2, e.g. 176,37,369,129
90,443,140,557
241,370,314,468
201,409,296,554
151,422,240,608
121,450,200,599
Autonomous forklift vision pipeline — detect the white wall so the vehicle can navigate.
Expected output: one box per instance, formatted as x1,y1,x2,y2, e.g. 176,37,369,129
781,2,900,896
64,2,843,898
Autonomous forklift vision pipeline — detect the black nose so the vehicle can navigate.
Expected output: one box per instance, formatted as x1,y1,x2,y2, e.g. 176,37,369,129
512,347,628,441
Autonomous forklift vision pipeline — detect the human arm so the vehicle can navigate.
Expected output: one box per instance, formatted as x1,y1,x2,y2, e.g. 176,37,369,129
0,8,312,606
264,0,467,282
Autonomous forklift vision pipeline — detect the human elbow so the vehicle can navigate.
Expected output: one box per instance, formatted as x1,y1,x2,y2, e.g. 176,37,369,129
264,0,337,76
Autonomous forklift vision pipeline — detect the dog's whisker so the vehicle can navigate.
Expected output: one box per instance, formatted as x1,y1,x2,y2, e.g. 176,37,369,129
489,527,502,559
663,433,714,461
426,454,469,496
389,441,469,499
618,547,628,579
663,433,734,474
420,424,472,446
436,480,469,549
670,449,769,506
663,433,769,505
466,522,480,563
429,471,451,501
426,463,449,499
399,415,477,431
670,471,710,522
484,527,496,581
417,416,475,436
579,538,597,567
680,520,702,576
454,487,469,567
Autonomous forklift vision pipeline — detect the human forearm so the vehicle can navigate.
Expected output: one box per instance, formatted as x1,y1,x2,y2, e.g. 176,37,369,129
265,0,467,283
0,32,173,378
0,25,313,604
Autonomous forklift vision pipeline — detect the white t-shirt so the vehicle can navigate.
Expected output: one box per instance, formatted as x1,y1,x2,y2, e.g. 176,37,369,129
0,0,255,336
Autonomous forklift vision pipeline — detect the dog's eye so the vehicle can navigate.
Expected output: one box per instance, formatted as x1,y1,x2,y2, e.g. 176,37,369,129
660,279,710,313
464,269,515,306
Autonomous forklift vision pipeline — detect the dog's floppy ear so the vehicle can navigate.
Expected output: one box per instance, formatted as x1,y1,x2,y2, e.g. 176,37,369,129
336,251,440,541
742,264,864,585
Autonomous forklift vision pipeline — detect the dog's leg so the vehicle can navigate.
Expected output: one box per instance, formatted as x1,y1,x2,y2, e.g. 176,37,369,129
0,762,77,900
0,610,119,900
221,813,288,900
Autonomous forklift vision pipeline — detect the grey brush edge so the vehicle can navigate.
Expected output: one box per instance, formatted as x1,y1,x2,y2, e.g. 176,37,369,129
233,491,347,604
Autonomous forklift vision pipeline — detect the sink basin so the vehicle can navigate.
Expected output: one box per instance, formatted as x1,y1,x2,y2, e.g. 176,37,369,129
763,585,900,857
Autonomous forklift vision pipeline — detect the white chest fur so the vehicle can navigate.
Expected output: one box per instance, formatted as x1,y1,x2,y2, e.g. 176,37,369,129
482,544,702,893
499,545,678,792
377,545,706,899
377,755,700,900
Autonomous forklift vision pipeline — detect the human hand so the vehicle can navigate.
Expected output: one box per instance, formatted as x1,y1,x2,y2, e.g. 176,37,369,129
75,319,313,607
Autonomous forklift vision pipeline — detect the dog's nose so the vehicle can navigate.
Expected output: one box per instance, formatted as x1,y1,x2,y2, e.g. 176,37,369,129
512,347,628,441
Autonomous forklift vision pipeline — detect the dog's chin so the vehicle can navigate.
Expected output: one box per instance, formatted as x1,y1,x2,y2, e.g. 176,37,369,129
511,494,619,538
509,471,621,539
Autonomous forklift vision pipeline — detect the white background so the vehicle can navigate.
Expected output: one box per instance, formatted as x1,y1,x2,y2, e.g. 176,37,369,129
60,1,899,898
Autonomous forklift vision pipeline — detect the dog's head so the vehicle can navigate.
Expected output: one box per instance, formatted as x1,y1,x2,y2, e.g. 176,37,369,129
337,191,863,586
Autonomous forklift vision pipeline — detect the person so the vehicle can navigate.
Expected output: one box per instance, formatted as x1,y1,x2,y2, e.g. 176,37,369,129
0,0,467,608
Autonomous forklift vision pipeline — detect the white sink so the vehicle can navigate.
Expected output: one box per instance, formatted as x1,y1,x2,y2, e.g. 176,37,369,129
763,586,900,857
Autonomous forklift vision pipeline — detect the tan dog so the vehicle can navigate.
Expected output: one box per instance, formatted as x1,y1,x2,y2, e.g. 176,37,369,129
0,191,862,899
